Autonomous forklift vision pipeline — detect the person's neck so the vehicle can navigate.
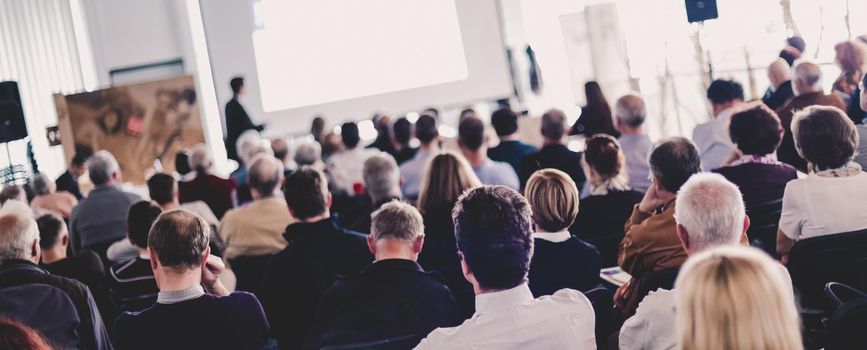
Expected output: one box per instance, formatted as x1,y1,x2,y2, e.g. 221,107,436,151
374,241,417,262
498,134,518,142
773,79,790,90
419,142,440,153
161,201,180,211
41,246,67,264
543,138,564,146
462,150,486,166
155,267,203,293
300,213,330,223
618,127,644,136
252,190,277,201
797,88,821,97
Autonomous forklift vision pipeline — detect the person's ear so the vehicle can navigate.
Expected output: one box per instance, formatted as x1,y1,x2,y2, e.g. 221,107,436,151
31,239,41,263
149,247,159,271
412,235,425,254
366,235,377,256
326,192,333,209
742,215,751,243
200,246,211,267
459,252,472,280
61,233,69,247
676,224,690,253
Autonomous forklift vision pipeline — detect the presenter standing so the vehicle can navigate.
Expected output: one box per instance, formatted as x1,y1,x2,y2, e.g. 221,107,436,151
225,76,264,162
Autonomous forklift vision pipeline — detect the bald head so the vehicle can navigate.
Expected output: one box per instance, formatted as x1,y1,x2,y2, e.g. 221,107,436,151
0,201,39,263
767,58,791,90
675,173,746,254
188,144,213,173
271,138,289,163
792,60,823,96
247,154,284,197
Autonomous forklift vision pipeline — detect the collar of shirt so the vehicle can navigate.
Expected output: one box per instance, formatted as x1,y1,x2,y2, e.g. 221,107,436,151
728,153,782,167
815,162,863,178
533,231,571,243
589,176,631,196
157,285,205,304
474,284,535,316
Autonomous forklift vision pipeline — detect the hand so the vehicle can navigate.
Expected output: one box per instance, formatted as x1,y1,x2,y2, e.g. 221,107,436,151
613,281,631,309
638,182,667,213
202,255,230,296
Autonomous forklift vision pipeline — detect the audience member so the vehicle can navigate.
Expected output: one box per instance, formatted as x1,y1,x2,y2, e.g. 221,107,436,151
415,186,596,349
294,140,324,170
108,201,162,313
776,60,846,171
856,72,867,169
572,135,643,265
0,201,111,349
693,79,744,171
777,106,867,260
458,116,520,190
231,130,266,186
320,132,343,161
344,153,402,233
262,168,372,349
525,169,601,297
271,137,295,176
832,40,867,105
233,141,274,206
0,317,53,350
310,115,326,144
178,144,237,219
55,152,88,200
614,93,653,193
366,114,396,157
392,117,417,164
30,173,78,219
487,107,538,173
69,151,141,258
519,109,586,189
779,36,805,66
572,81,619,137
675,246,802,350
174,149,193,180
763,58,796,110
713,105,797,208
304,202,461,349
113,209,270,349
400,114,440,200
327,122,379,195
0,185,24,205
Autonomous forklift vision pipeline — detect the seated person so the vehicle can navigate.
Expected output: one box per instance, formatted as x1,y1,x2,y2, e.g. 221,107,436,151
519,109,586,190
525,169,601,297
392,117,418,164
415,186,596,349
55,152,87,200
614,94,653,193
113,209,270,349
262,167,373,349
178,144,237,219
343,153,403,233
458,116,520,190
777,106,867,260
487,107,538,174
108,201,162,313
29,173,78,219
304,201,461,349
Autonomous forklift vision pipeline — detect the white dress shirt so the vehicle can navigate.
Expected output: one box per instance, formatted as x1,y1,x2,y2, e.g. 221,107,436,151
414,284,596,350
326,147,380,194
779,166,867,240
692,107,736,171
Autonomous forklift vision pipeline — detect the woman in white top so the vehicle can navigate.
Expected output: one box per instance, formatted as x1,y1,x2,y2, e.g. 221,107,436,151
777,105,867,261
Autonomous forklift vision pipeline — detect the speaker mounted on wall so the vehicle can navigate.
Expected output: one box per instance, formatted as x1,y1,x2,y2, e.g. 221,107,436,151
685,0,718,23
0,81,28,143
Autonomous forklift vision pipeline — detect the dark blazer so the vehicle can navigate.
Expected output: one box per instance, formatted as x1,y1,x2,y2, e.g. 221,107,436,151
178,173,237,219
69,186,141,255
55,170,83,200
225,97,264,161
304,259,462,349
713,162,798,208
417,207,476,319
519,144,586,190
528,236,602,297
42,251,116,328
761,80,795,110
776,92,846,171
488,140,538,175
261,218,373,350
572,190,643,266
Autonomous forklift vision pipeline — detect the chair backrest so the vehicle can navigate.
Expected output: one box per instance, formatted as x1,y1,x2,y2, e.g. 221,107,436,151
321,334,421,350
788,228,867,310
628,267,680,315
582,234,622,268
228,254,273,296
745,198,783,257
0,283,81,348
584,284,615,350
826,283,867,349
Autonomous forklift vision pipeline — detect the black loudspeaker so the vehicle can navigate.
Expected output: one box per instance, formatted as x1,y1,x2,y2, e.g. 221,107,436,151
0,81,28,143
685,0,718,23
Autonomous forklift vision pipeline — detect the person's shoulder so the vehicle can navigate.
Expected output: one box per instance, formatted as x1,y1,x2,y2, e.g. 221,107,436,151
692,120,712,135
633,288,676,316
533,288,595,315
566,236,601,254
71,251,105,275
414,322,469,350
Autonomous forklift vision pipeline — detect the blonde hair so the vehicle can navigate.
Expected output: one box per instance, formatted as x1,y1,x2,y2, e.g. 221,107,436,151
676,246,802,350
416,152,481,214
524,169,579,233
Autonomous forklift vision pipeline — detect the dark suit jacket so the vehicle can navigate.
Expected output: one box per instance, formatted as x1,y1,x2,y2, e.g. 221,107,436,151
713,162,798,208
225,97,264,161
761,80,795,110
488,140,538,175
42,251,117,330
261,218,373,350
571,190,643,266
776,92,846,171
55,170,83,200
528,236,601,297
178,173,237,219
417,207,475,319
304,259,462,349
519,144,586,190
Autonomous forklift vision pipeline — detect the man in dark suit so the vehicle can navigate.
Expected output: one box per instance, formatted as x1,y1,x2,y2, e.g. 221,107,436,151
488,107,538,174
55,153,87,200
519,109,585,190
225,76,264,162
261,167,373,350
178,145,237,219
304,201,461,349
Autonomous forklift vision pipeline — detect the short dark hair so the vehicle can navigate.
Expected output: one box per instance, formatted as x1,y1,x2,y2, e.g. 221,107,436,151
284,167,328,220
706,79,744,105
174,151,192,175
788,36,806,53
71,153,88,167
0,186,21,205
453,186,533,290
649,137,702,193
393,117,412,146
36,214,64,250
792,105,858,170
541,109,567,140
341,122,361,149
148,210,209,271
491,108,519,137
147,173,176,205
458,117,485,151
415,115,439,144
128,201,163,249
729,105,783,155
230,77,244,94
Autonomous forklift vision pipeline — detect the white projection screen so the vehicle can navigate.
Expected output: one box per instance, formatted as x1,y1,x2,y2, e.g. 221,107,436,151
200,0,512,135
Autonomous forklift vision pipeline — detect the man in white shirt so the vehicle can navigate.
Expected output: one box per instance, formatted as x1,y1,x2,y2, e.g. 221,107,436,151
326,122,379,195
415,186,596,350
619,173,791,350
692,79,744,171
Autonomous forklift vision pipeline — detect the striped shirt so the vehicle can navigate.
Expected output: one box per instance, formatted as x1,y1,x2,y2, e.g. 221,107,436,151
109,256,158,313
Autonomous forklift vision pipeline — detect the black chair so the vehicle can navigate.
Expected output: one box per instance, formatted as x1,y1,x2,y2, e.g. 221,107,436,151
745,198,783,257
584,284,617,350
320,334,421,350
228,254,273,296
787,228,867,311
582,233,623,268
825,282,867,350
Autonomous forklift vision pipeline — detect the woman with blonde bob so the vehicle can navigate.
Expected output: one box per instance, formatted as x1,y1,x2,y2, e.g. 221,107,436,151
676,246,802,350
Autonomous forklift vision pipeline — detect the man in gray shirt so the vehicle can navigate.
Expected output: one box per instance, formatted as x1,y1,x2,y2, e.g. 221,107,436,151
615,94,653,193
458,116,519,190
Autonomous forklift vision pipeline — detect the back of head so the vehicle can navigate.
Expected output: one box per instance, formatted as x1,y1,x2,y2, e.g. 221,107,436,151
363,153,401,204
415,115,439,145
188,144,213,174
128,201,163,249
491,108,519,137
311,116,326,140
422,107,440,119
0,317,52,350
524,169,578,233
792,105,858,170
147,173,176,206
649,137,702,193
271,138,290,162
174,150,192,176
834,40,867,74
247,154,284,196
458,116,485,151
393,117,412,146
341,122,361,149
541,109,567,141
371,201,424,243
0,186,23,206
284,167,329,220
0,201,38,263
767,58,792,88
792,59,823,94
729,105,784,156
230,76,244,95
706,79,745,105
675,173,745,252
294,141,322,166
148,209,209,272
584,134,626,181
71,152,88,168
676,246,802,350
30,173,54,196
584,81,612,119
236,130,263,164
36,214,65,250
417,152,481,214
453,186,533,291
459,108,477,122
787,36,806,53
88,150,120,186
615,93,647,128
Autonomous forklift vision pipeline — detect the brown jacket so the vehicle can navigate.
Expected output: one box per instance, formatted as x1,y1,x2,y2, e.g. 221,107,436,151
776,92,846,171
618,200,687,277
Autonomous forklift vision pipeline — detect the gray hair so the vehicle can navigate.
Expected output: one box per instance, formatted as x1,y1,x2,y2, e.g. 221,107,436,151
247,154,283,196
30,173,54,196
294,141,322,166
88,150,120,186
615,93,647,128
363,153,401,203
188,144,213,173
541,109,567,140
371,200,424,242
792,59,823,94
675,173,745,252
0,201,39,262
237,130,265,164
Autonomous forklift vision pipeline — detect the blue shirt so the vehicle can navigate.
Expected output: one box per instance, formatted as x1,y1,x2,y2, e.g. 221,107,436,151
618,134,653,193
488,140,538,174
399,149,437,200
473,159,520,190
